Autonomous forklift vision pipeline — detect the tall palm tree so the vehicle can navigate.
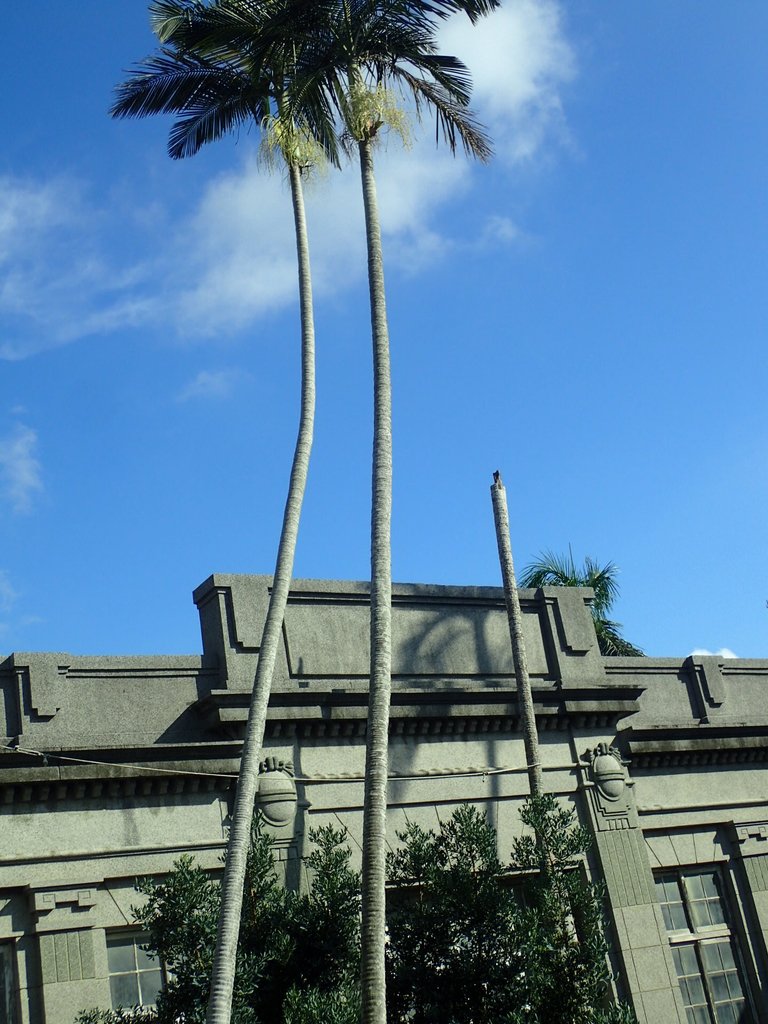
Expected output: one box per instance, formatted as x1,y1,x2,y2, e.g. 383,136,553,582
490,472,542,797
288,5,497,1021
115,5,496,1022
111,6,336,1022
519,550,644,657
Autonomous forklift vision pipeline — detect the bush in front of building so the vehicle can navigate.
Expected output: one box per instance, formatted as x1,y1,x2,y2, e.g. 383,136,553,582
76,800,635,1024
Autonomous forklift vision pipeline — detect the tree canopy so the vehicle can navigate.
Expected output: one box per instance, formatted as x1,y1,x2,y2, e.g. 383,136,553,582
76,801,636,1024
519,550,644,657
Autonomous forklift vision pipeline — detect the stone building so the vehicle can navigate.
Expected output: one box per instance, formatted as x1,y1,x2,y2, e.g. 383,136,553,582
1,574,767,1023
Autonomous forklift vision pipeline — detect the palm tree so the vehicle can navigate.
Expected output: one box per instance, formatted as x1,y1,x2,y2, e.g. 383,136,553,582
111,6,336,1022
519,550,644,657
115,5,496,1022
289,6,497,1020
490,472,542,796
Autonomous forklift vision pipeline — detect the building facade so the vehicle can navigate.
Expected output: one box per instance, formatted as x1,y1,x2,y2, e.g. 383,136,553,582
1,574,767,1023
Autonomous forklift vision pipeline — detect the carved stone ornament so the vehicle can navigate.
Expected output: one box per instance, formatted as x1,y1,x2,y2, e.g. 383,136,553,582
256,756,297,828
586,742,627,802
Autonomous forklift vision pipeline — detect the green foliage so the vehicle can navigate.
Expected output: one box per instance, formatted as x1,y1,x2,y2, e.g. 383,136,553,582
74,1012,154,1024
518,550,644,656
509,795,632,1024
386,805,522,1024
77,803,635,1024
75,821,360,1024
386,798,636,1024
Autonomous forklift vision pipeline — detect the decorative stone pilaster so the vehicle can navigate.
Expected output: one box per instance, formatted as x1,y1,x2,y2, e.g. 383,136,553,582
581,743,686,1023
731,821,768,971
27,884,106,1024
256,758,299,860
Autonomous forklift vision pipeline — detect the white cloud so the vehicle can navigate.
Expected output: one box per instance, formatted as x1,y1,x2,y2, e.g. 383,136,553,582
690,648,738,659
0,1,574,355
0,174,160,361
439,0,576,163
176,368,249,402
0,424,43,514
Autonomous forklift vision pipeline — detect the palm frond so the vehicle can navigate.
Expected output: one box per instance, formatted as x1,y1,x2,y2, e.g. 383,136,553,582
518,550,581,590
519,549,643,657
393,70,491,159
595,619,644,658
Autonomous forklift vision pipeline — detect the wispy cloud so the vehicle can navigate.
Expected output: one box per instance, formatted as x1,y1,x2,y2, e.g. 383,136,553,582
0,423,43,513
176,368,249,402
0,570,17,613
0,1,574,358
440,0,576,163
0,570,43,640
690,647,738,659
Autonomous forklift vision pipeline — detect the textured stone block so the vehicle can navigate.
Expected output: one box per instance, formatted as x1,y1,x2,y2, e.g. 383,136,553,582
640,987,684,1022
632,945,671,992
622,905,659,949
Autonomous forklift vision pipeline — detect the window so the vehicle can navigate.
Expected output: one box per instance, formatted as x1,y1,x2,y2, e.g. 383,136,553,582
655,869,754,1024
0,944,16,1024
106,932,164,1011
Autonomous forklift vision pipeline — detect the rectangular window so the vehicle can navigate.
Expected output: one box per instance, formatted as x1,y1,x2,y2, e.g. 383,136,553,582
654,869,754,1024
0,943,16,1024
106,932,164,1011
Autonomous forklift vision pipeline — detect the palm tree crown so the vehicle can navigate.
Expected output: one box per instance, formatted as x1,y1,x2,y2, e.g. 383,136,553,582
111,0,340,168
519,550,644,657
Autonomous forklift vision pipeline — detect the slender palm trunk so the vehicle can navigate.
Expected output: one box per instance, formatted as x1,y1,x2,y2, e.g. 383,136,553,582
490,473,542,797
358,135,392,1024
205,161,316,1024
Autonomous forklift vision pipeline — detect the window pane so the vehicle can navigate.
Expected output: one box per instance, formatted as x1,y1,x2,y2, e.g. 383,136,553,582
663,902,689,931
657,875,688,931
106,936,136,974
700,874,720,899
687,1008,710,1024
682,974,707,1007
687,872,726,929
135,944,156,970
711,971,730,1002
107,932,164,1009
674,945,700,976
110,973,139,1009
138,969,163,1007
701,940,751,1024
687,875,705,900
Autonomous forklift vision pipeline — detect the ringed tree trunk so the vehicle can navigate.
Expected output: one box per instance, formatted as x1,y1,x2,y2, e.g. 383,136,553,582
490,472,542,797
205,160,316,1024
358,134,393,1024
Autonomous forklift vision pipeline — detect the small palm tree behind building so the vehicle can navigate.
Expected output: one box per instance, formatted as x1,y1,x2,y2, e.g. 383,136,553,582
519,550,644,657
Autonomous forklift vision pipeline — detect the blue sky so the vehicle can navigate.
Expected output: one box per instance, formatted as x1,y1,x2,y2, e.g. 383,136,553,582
1,1,765,659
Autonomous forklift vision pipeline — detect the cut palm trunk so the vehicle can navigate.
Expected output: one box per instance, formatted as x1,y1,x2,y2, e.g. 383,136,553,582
490,471,542,797
205,162,316,1024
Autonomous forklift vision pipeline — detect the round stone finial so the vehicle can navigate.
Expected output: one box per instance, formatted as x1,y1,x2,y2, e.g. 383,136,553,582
590,742,626,801
256,757,297,828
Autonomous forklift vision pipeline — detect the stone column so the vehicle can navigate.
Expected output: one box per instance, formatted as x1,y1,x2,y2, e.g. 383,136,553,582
28,886,109,1024
731,822,768,977
581,743,686,1023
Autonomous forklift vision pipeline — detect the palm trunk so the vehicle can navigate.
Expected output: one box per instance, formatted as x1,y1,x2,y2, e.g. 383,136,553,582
358,135,392,1024
205,160,316,1024
490,472,542,797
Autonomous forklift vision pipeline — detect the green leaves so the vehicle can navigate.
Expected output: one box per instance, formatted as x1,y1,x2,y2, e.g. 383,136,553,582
76,804,635,1024
519,550,644,656
76,821,360,1024
386,798,637,1024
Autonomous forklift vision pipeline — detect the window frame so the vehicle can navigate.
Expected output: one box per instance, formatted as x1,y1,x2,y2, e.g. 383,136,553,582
105,930,165,1012
654,866,757,1024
